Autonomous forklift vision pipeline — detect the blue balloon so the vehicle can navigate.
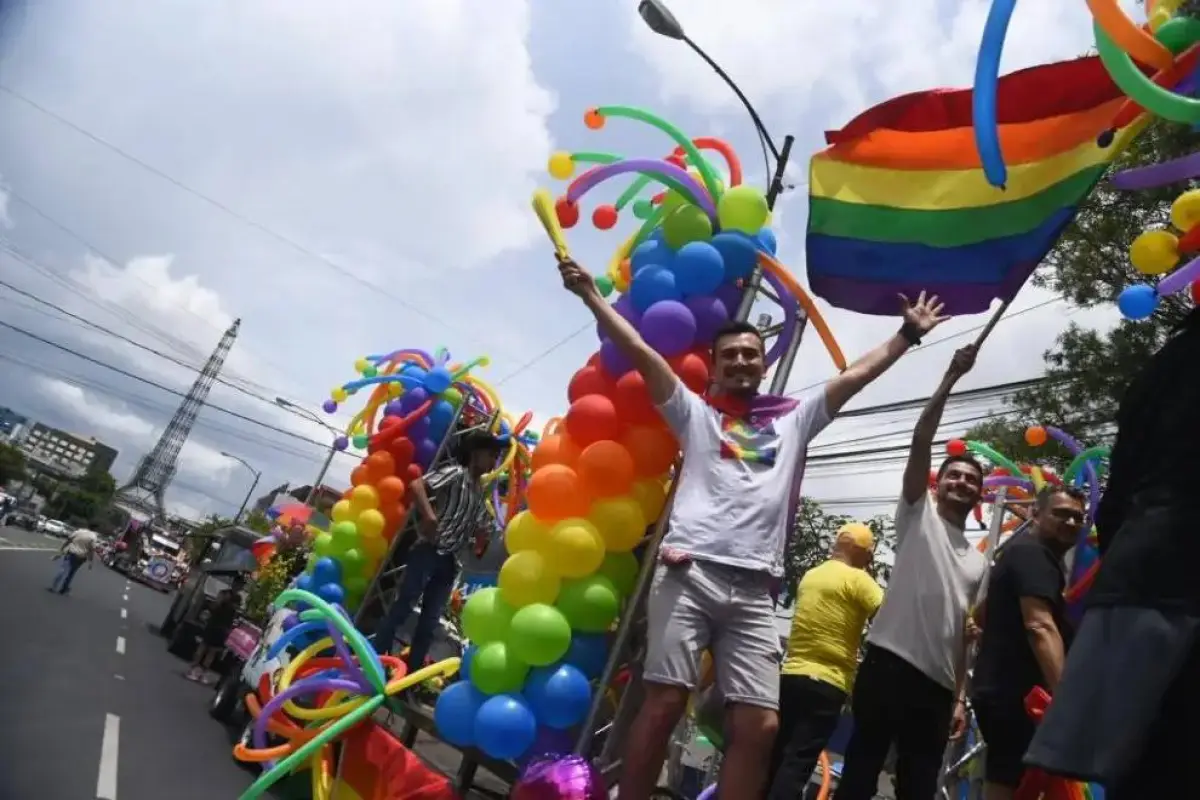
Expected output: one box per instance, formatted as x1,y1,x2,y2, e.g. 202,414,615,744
563,632,609,679
630,265,681,313
316,582,345,606
972,0,1016,188
756,227,778,256
424,367,453,395
647,227,666,245
672,241,726,297
523,664,592,729
294,573,314,593
427,399,455,439
711,232,759,280
474,694,538,760
630,240,672,275
499,419,511,435
461,645,478,683
312,556,342,587
1117,284,1159,320
434,681,486,747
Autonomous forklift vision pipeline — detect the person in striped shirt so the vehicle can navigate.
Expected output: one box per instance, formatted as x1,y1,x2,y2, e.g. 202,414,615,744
373,430,505,671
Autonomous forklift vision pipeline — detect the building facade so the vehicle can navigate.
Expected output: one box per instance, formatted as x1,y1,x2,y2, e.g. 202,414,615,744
17,421,118,478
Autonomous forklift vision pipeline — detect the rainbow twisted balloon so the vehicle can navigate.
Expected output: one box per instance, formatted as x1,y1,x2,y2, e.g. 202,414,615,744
232,589,459,800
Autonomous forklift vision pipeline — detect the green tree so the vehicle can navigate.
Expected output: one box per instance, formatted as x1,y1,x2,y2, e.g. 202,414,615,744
967,120,1198,455
782,496,893,606
0,443,27,486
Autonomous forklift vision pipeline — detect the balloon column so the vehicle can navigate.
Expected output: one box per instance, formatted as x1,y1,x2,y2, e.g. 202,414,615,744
433,105,845,763
232,589,459,800
295,348,495,614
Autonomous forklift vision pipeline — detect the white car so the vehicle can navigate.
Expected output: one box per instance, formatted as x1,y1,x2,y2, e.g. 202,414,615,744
36,519,72,538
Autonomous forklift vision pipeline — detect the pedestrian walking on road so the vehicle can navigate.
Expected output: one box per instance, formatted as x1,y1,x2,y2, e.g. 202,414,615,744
49,527,98,595
186,586,241,684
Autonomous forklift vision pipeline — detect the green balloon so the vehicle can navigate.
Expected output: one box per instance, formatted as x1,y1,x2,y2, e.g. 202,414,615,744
507,603,572,666
443,386,463,407
597,552,638,597
330,522,357,553
312,532,334,557
470,641,529,695
462,587,515,644
662,204,713,250
717,185,769,235
632,199,655,220
595,274,614,297
343,575,369,596
352,434,369,450
1154,17,1200,55
337,547,365,574
556,576,619,633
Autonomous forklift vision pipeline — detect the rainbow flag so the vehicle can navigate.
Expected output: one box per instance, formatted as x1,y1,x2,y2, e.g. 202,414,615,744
805,55,1168,317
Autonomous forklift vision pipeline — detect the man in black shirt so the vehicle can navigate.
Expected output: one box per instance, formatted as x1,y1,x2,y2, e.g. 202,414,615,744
1025,309,1200,797
970,486,1084,798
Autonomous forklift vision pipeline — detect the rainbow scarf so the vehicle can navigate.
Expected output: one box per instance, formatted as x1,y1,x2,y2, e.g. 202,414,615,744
805,55,1168,316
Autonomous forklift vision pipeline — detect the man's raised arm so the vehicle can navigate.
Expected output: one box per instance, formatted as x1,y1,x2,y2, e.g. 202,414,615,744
900,345,976,504
558,257,677,404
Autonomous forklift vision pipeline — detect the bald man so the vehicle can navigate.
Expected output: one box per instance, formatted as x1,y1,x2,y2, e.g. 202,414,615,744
766,524,884,798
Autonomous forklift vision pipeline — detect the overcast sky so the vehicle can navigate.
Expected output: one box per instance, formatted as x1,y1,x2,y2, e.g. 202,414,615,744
0,0,1134,521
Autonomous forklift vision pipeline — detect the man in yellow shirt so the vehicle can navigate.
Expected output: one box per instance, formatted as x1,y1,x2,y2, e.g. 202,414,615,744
766,523,884,798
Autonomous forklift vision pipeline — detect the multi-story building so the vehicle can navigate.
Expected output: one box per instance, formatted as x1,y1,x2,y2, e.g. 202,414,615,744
17,421,118,478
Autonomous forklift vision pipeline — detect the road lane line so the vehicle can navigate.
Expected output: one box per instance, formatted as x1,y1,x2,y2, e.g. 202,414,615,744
115,636,125,655
122,594,128,602
120,608,127,619
96,713,119,799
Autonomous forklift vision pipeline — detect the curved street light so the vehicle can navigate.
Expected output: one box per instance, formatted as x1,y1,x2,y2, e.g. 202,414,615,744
275,397,341,506
220,451,262,523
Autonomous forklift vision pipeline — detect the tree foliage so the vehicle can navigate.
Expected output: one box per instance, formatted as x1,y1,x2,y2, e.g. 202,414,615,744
0,443,26,486
782,496,893,606
967,120,1200,454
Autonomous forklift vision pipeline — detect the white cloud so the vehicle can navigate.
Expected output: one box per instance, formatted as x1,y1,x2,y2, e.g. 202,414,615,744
0,180,10,229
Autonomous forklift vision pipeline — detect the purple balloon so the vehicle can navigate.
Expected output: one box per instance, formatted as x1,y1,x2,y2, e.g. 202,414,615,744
409,415,432,440
516,726,575,768
333,435,349,452
715,283,744,312
599,338,633,376
1110,152,1200,190
599,296,643,340
416,437,438,468
399,387,429,414
566,158,718,220
639,300,697,357
383,400,405,417
322,399,338,414
684,295,730,342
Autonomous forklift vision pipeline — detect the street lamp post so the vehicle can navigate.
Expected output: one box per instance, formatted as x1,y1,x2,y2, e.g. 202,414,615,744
220,452,262,524
637,0,804,393
275,398,340,506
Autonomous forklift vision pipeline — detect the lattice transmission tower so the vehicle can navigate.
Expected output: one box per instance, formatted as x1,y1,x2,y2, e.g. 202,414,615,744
115,319,240,523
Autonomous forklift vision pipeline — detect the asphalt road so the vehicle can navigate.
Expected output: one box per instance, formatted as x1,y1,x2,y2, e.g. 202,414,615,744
0,524,260,800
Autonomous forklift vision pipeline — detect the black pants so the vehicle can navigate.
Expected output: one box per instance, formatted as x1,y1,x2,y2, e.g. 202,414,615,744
971,694,1036,788
836,645,954,800
766,675,846,799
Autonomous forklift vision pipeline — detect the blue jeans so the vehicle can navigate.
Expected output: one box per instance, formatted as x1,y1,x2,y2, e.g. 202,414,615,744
51,554,85,593
373,542,458,672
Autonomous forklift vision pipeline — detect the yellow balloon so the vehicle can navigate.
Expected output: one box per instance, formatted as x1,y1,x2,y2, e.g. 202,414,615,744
361,533,387,561
588,496,647,553
349,484,379,512
613,271,630,293
545,518,606,578
505,510,549,554
548,151,575,181
332,388,348,403
387,383,402,398
1171,189,1200,230
498,550,561,607
629,480,667,524
356,508,386,538
330,500,355,523
353,358,370,374
1129,229,1179,275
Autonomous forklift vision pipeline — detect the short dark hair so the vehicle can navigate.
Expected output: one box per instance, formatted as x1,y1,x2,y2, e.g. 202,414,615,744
1034,484,1087,513
937,454,984,481
711,321,765,355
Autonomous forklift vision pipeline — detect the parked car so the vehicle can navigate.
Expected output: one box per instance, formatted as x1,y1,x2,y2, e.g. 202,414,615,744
159,525,260,659
36,518,71,538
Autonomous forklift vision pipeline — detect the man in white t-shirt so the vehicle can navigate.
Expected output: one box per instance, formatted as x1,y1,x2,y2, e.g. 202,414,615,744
49,527,98,595
559,258,952,799
837,346,988,800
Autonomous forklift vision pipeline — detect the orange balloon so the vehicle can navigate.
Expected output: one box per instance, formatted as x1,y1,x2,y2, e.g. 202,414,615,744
577,440,636,498
613,371,661,426
531,433,583,472
527,464,590,521
669,352,710,394
620,426,678,478
566,393,622,446
619,258,632,285
365,451,396,479
376,475,407,505
1024,426,1048,447
350,465,371,487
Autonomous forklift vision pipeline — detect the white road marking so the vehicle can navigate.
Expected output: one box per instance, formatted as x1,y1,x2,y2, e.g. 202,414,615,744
115,636,125,655
122,594,128,602
96,713,120,799
0,545,57,552
120,608,127,619
113,674,124,681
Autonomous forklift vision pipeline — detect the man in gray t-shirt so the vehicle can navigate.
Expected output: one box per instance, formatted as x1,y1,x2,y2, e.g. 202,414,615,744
559,258,952,799
837,346,987,800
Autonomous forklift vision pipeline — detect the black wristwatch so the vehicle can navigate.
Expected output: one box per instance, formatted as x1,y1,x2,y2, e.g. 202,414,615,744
899,321,923,346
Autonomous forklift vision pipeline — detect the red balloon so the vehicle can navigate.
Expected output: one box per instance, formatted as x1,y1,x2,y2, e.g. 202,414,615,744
613,371,661,426
379,416,403,431
1191,279,1200,305
566,393,622,446
556,197,580,229
593,205,619,230
946,439,968,457
668,352,710,394
389,437,415,468
405,463,423,482
568,365,613,404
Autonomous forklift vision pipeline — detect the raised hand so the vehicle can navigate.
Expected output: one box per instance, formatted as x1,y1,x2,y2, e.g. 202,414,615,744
558,256,598,301
947,344,977,379
899,291,951,335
